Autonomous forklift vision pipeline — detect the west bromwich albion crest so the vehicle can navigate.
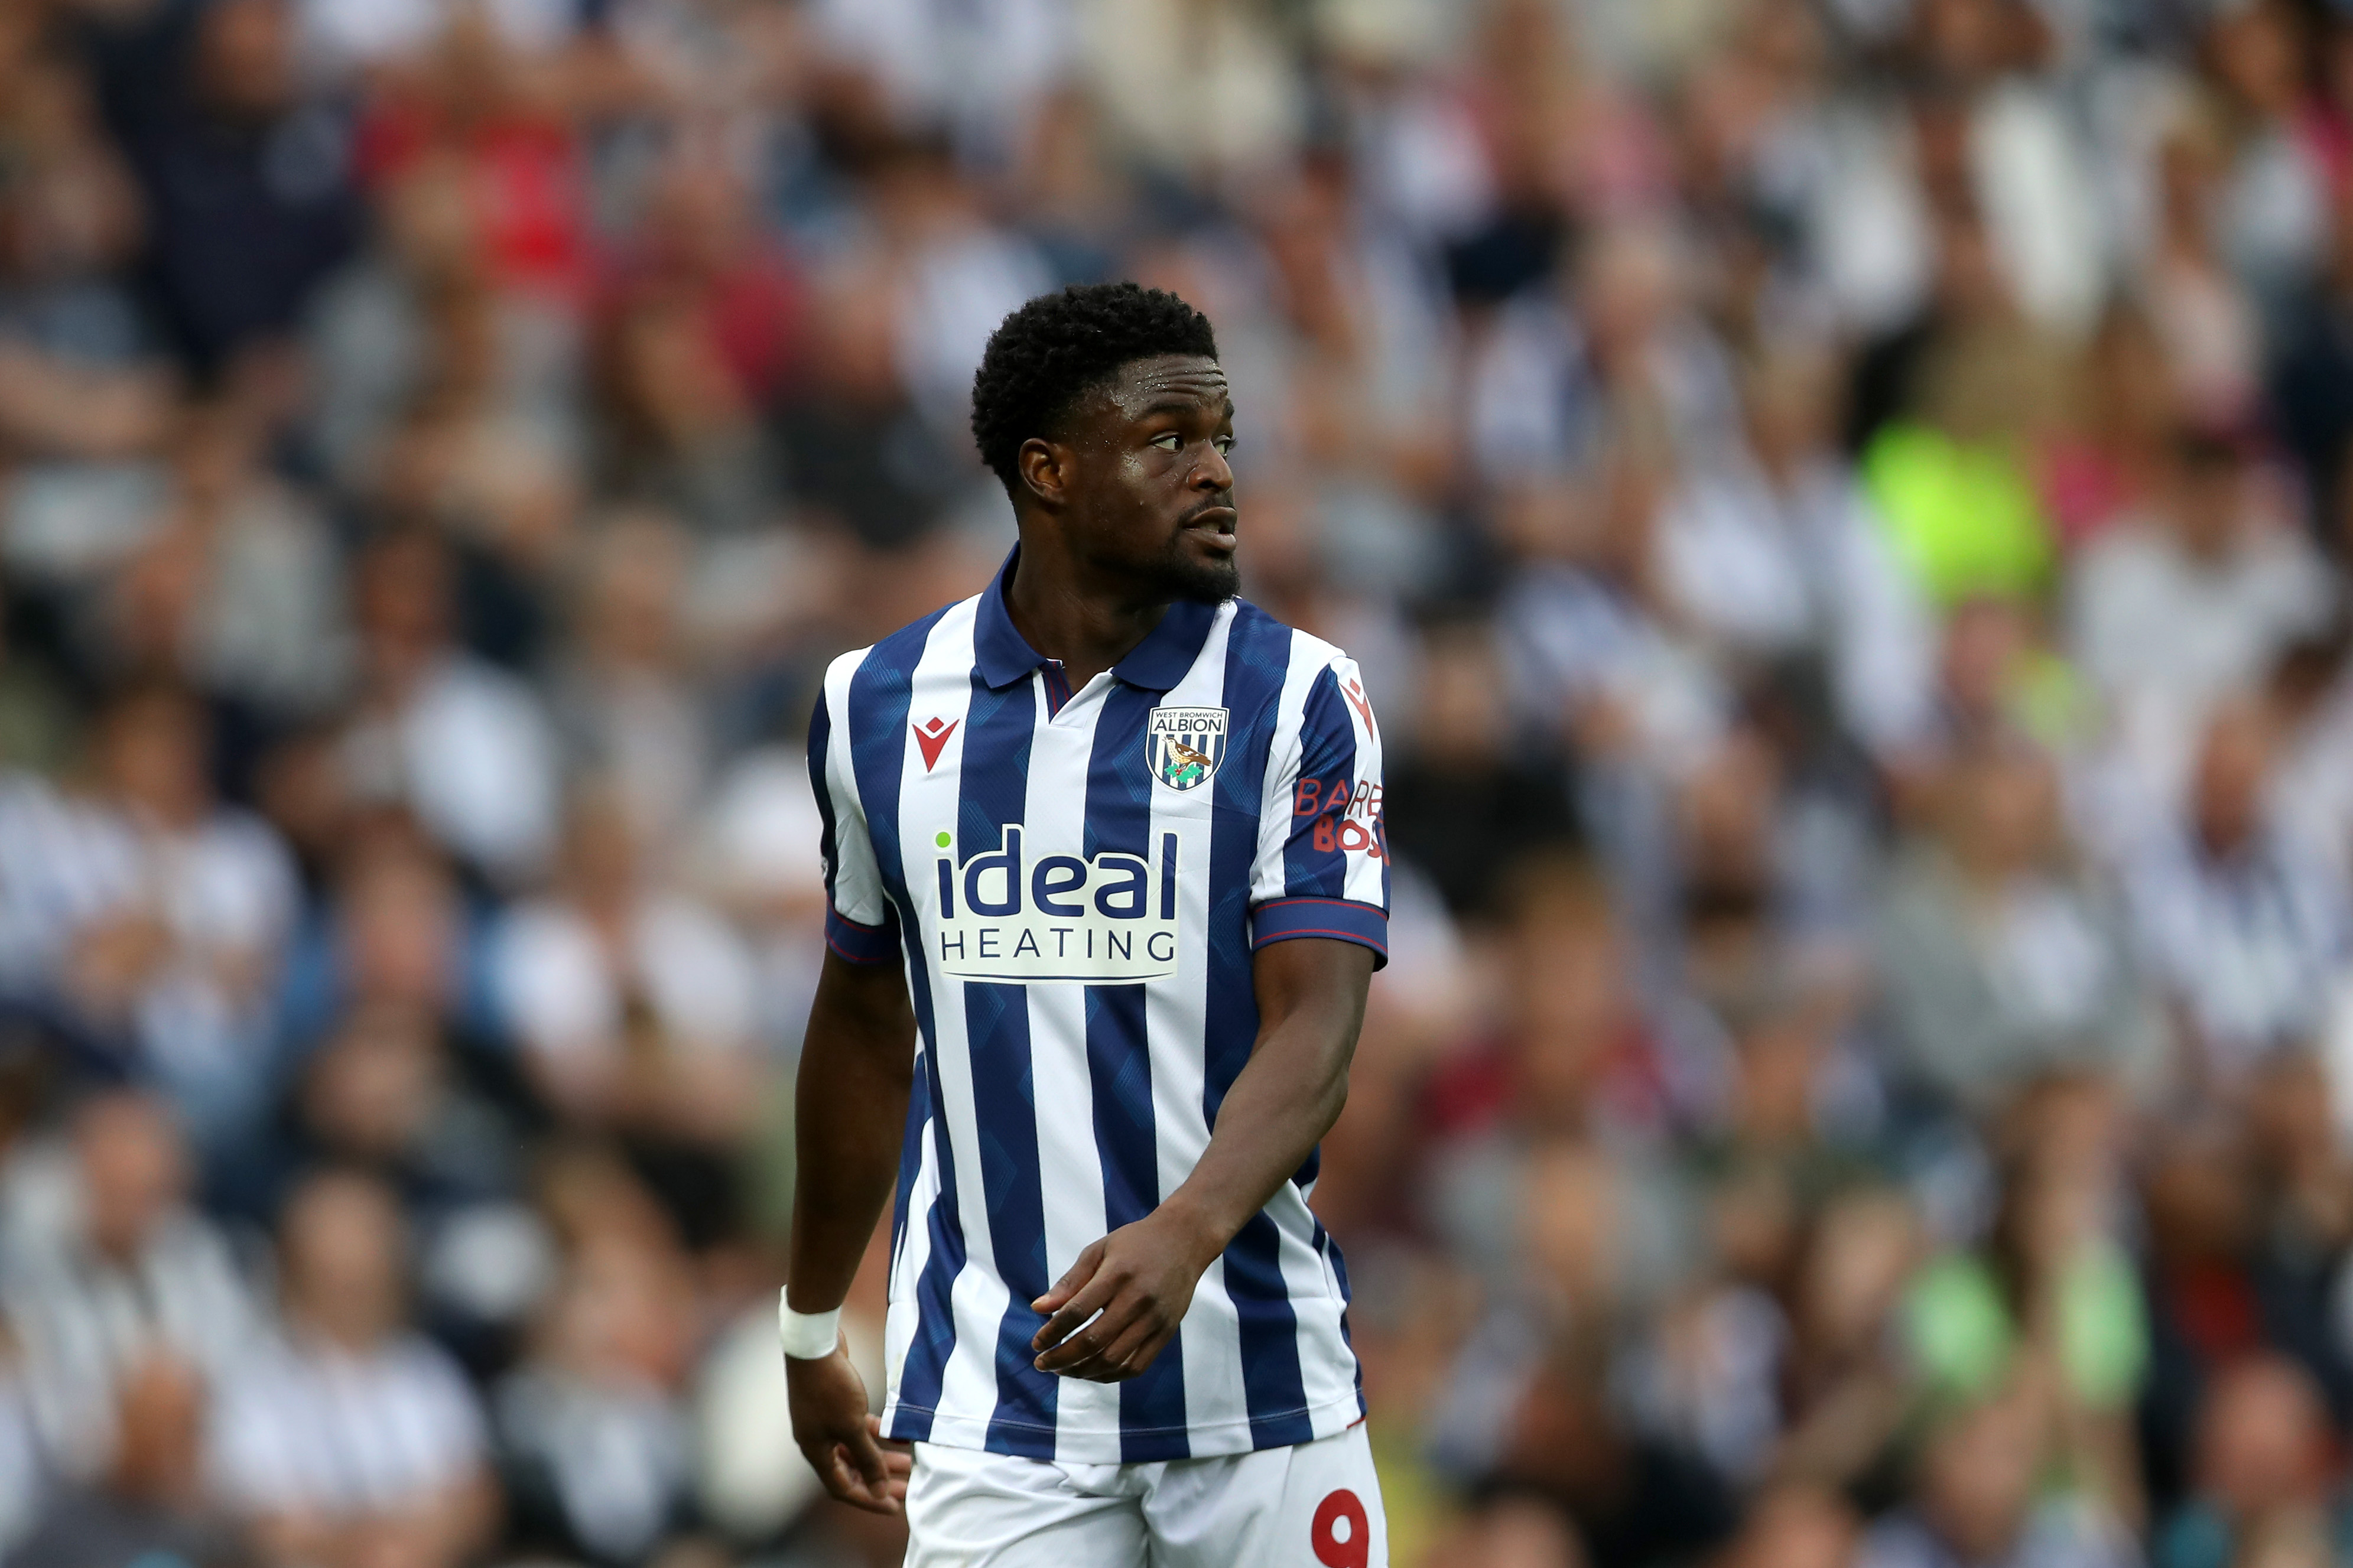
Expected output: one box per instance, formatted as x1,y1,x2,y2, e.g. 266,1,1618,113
1147,706,1228,791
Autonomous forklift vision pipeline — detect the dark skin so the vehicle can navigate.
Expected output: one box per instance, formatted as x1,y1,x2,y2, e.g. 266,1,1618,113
785,354,1377,1513
1005,353,1243,686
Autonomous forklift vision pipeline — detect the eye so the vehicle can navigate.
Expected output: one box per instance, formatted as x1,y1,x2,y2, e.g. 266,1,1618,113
1214,435,1236,455
1150,432,1182,452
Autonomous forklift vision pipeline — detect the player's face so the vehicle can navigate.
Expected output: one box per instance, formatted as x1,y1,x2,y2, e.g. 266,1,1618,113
1064,354,1239,605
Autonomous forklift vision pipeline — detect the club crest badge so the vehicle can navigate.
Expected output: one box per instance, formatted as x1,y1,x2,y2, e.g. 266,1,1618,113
1146,706,1228,792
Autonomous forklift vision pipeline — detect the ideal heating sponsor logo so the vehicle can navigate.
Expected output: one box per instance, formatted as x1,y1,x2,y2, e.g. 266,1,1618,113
927,825,1182,983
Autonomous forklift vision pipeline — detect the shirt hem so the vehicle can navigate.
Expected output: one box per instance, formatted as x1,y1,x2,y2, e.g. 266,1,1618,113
881,1390,1367,1462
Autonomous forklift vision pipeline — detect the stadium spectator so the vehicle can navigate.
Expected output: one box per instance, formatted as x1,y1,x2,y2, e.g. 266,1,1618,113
547,510,713,848
1384,616,1581,920
495,1157,698,1564
2270,193,2353,541
101,398,346,720
1,1090,259,1482
490,784,757,1247
2118,695,2351,1084
335,527,560,884
2072,431,2332,775
270,827,502,1075
2154,1355,2352,1568
37,687,300,1142
209,1169,495,1568
1903,1113,2147,1520
1855,1389,2137,1568
1654,348,1936,759
1874,743,2162,1112
83,0,362,373
5,1353,246,1568
768,268,967,553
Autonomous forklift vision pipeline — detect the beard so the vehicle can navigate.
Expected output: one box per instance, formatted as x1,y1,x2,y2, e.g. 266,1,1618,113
1158,550,1241,605
1132,522,1240,606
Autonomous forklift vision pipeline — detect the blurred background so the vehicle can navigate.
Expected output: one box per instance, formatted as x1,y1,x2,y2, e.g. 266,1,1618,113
2,0,2353,1564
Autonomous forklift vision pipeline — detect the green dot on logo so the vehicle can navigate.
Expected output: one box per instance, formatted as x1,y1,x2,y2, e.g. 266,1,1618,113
935,831,951,848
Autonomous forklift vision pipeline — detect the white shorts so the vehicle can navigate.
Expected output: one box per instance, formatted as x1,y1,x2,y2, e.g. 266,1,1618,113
902,1424,1387,1568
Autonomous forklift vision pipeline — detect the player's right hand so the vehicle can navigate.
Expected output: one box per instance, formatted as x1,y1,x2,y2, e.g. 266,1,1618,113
1029,1207,1218,1382
786,1346,912,1514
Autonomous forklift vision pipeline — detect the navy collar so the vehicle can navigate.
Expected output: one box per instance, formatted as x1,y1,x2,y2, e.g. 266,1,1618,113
970,549,1046,689
971,547,1223,694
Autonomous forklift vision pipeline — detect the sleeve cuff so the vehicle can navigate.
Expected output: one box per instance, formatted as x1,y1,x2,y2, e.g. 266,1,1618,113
1249,897,1388,971
824,903,901,966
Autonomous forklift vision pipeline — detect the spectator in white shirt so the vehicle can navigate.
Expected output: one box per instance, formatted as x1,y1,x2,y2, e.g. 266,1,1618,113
1,1091,261,1482
4,1353,247,1568
61,687,300,1144
495,1171,699,1564
2071,432,2333,785
337,528,560,887
1656,349,1936,759
547,511,711,851
689,741,829,1060
298,0,581,82
2264,626,2353,878
2119,695,2349,1089
1874,744,2164,1115
810,0,1072,166
0,697,297,1134
210,1169,495,1568
102,398,349,721
1496,437,1731,780
491,785,759,1244
1468,220,1740,489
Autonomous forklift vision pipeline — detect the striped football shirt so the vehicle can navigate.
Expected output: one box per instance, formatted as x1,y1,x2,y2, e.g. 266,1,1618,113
809,547,1389,1463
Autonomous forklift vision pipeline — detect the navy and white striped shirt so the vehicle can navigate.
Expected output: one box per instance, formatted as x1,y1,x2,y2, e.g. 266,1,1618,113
810,549,1389,1463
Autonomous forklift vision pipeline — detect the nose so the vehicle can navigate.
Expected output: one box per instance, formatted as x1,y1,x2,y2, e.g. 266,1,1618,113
1195,440,1233,493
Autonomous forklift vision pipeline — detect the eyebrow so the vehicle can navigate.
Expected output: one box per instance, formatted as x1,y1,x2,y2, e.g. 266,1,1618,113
1137,394,1236,421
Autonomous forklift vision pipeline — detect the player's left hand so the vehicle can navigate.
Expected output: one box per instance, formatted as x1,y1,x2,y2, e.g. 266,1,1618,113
1030,1210,1218,1382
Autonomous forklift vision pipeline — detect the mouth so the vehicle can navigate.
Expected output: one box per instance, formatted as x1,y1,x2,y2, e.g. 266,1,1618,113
1181,506,1237,547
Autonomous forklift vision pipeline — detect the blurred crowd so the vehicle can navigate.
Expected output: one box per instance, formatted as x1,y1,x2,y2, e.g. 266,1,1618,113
2,0,2353,1565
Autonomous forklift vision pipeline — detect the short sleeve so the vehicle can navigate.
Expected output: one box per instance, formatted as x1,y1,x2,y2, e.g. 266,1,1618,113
809,672,899,966
1249,657,1388,968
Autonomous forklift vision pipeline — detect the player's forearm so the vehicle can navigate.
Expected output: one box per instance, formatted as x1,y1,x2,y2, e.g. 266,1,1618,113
787,954,918,1313
1158,1024,1350,1257
1157,940,1373,1263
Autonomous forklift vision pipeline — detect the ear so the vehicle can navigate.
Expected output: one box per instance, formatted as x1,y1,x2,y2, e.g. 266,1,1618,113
1016,437,1071,510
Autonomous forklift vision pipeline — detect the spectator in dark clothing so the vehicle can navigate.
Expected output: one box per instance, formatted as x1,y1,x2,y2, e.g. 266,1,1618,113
767,271,967,553
6,1354,250,1568
2153,1356,2353,1568
266,831,514,1113
2130,1075,2353,1521
80,0,360,373
1841,197,2021,458
1477,1358,1741,1568
248,999,538,1240
2270,196,2353,547
1386,618,1581,919
2136,1060,2353,1511
1858,1390,2136,1568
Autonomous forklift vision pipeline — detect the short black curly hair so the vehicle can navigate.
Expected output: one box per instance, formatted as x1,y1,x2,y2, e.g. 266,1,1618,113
970,282,1219,494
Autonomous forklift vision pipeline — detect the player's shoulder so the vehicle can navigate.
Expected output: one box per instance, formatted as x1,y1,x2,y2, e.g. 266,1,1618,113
1227,598,1360,685
821,594,984,698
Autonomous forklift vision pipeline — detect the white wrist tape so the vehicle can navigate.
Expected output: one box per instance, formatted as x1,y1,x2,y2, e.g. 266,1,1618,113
777,1292,843,1360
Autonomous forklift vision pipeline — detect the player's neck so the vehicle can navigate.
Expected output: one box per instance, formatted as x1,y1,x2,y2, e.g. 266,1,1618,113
1003,546,1169,692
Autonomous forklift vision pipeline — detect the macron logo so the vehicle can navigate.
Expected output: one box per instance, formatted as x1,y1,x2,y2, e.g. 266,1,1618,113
1341,678,1379,743
914,717,958,772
